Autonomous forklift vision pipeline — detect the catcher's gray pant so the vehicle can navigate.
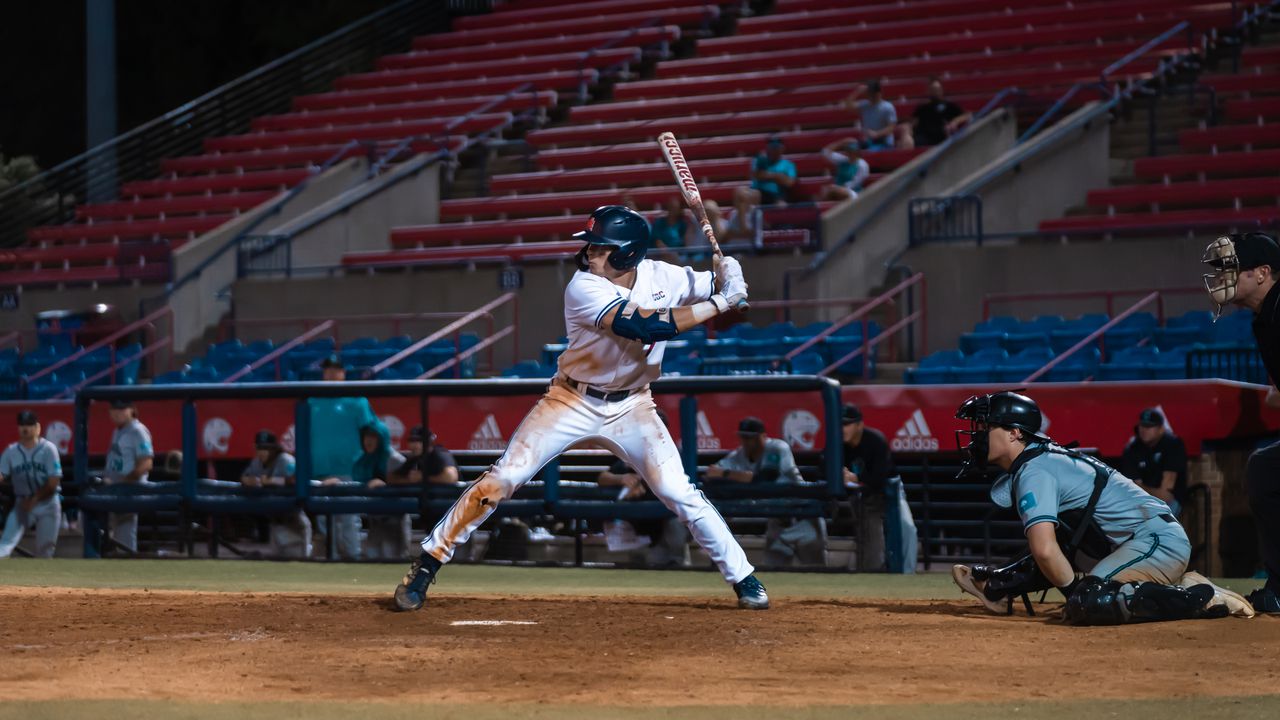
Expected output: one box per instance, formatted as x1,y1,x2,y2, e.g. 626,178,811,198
1091,515,1191,584
0,495,61,558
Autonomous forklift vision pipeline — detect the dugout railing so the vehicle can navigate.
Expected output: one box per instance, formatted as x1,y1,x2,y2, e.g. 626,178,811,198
73,376,848,560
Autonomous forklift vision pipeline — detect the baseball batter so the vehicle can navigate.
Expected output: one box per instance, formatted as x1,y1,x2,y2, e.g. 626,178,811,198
950,391,1251,624
0,410,63,558
395,205,768,611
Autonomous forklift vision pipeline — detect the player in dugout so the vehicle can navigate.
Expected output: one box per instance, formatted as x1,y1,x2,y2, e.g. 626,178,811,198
949,391,1253,624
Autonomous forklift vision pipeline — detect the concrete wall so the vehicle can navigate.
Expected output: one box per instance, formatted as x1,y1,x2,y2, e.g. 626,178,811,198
903,235,1216,351
797,108,1018,311
948,101,1112,235
231,250,813,364
0,285,153,338
166,157,371,354
276,153,441,270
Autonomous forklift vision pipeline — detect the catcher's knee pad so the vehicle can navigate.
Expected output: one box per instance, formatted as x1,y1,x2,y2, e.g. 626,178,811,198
1064,576,1130,625
1066,577,1221,625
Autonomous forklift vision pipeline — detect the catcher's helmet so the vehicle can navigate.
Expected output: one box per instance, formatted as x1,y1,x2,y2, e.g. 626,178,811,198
954,391,1049,479
574,205,649,272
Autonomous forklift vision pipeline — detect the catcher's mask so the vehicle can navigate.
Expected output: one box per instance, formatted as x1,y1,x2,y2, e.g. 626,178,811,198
954,391,1049,480
1202,232,1280,319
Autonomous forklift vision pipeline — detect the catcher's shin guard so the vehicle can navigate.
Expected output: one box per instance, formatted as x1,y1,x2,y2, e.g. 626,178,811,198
1064,576,1225,625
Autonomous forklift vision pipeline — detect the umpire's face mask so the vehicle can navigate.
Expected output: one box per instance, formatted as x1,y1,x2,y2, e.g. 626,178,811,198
1202,235,1240,318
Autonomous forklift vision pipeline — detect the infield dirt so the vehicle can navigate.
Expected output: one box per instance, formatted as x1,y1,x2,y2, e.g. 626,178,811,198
2,586,1277,708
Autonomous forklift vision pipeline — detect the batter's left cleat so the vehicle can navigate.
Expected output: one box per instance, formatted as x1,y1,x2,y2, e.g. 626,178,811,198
394,552,441,612
734,575,770,610
952,564,1007,615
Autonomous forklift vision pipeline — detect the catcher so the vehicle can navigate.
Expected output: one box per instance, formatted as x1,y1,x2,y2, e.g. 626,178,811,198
949,391,1253,624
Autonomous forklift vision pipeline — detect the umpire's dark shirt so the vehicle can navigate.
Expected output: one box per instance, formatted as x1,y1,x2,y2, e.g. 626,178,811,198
1252,281,1280,389
1120,433,1189,503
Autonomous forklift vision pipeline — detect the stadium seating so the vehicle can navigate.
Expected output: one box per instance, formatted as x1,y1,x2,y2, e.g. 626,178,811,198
1040,39,1280,239
905,309,1256,384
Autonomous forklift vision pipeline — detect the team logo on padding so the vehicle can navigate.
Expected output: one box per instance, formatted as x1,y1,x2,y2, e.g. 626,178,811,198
202,417,232,454
782,409,821,450
892,409,939,452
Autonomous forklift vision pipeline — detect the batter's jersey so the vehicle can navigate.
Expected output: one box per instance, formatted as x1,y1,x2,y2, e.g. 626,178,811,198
0,439,62,497
105,419,154,483
992,443,1172,545
557,259,714,391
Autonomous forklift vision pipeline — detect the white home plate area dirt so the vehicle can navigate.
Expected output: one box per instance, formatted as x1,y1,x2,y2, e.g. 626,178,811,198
1,586,1276,707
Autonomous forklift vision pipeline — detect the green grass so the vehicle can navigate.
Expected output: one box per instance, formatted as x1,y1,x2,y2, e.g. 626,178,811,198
0,559,1265,598
4,696,1279,720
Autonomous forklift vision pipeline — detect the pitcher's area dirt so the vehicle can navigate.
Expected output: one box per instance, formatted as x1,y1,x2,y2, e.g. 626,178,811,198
2,586,1275,707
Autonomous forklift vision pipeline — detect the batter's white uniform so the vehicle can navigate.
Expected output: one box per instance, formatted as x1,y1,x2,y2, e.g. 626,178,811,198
421,259,755,584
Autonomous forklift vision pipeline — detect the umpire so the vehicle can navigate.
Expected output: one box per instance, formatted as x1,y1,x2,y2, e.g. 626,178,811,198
1203,231,1280,613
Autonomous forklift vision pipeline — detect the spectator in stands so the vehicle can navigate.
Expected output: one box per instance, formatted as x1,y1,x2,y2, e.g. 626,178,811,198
650,195,691,253
310,353,387,560
707,416,825,566
393,425,459,485
355,423,410,560
102,399,154,554
820,138,871,201
596,408,690,566
750,136,797,205
240,430,309,558
1119,408,1188,517
0,410,63,559
723,186,761,243
618,192,639,212
843,80,911,151
821,403,898,571
910,78,971,147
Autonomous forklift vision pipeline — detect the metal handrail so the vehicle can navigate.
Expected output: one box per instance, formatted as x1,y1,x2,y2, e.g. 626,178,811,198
782,272,925,363
1021,291,1160,383
421,326,514,379
819,310,922,377
56,338,170,400
370,292,517,376
220,320,336,384
0,331,20,351
0,0,445,246
22,305,173,390
220,310,490,344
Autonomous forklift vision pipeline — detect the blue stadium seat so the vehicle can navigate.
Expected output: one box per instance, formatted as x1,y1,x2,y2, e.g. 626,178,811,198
501,360,555,378
951,348,1007,384
1098,345,1159,381
1001,331,1050,355
789,352,825,375
1043,347,1101,382
976,316,1021,334
1154,325,1203,351
904,349,964,384
702,338,741,358
152,370,187,385
661,357,702,376
541,343,568,366
996,347,1055,383
1151,344,1198,380
960,330,1006,354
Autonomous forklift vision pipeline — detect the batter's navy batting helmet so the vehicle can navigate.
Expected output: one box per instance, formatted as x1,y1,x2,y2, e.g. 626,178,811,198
574,205,649,272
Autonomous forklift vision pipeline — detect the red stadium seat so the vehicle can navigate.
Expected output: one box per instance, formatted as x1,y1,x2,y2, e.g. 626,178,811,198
1179,124,1280,152
27,215,231,244
391,216,590,248
204,114,511,153
345,241,583,267
532,132,921,170
1224,97,1280,122
769,0,1088,25
527,106,851,148
0,244,120,265
415,6,719,51
255,91,557,132
386,26,680,68
0,265,122,287
121,169,311,197
293,70,598,111
451,0,700,31
491,155,835,194
1133,148,1280,181
76,191,277,220
1085,178,1280,210
1183,72,1280,96
334,48,640,91
1039,206,1280,236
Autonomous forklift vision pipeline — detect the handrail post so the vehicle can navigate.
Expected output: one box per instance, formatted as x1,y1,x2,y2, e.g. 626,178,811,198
821,380,844,498
679,395,699,481
181,401,198,502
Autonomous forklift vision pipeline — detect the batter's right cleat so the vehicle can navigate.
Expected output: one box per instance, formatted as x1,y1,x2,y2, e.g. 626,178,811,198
1246,587,1280,614
734,575,770,610
394,552,441,612
952,564,1007,615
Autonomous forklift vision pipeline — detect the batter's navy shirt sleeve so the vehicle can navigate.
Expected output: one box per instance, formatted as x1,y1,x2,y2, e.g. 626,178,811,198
1015,464,1060,532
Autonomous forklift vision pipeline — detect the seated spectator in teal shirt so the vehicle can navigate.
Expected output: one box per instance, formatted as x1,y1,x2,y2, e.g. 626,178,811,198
750,136,797,205
650,196,690,250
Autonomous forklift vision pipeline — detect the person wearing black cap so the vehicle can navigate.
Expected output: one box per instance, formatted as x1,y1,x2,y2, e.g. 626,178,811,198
102,398,154,554
707,417,823,565
1204,230,1280,613
392,426,459,486
1119,408,1188,517
820,403,900,571
0,411,64,558
240,430,309,558
749,136,797,205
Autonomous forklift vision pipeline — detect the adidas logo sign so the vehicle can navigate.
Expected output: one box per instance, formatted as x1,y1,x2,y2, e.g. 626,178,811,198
468,414,506,451
695,410,721,450
892,409,939,452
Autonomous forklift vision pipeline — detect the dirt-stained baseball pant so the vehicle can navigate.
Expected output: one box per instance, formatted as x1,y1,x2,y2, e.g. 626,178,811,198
422,381,755,584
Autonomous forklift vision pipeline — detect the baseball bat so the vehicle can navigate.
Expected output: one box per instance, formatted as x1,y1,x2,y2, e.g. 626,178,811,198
655,131,749,313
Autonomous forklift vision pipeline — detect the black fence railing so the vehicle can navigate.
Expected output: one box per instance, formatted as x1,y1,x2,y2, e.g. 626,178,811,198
0,0,448,247
1187,345,1267,384
907,196,984,246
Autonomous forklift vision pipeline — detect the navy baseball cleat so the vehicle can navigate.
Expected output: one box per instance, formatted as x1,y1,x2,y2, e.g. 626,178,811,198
734,575,770,610
1247,587,1280,614
394,552,442,612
